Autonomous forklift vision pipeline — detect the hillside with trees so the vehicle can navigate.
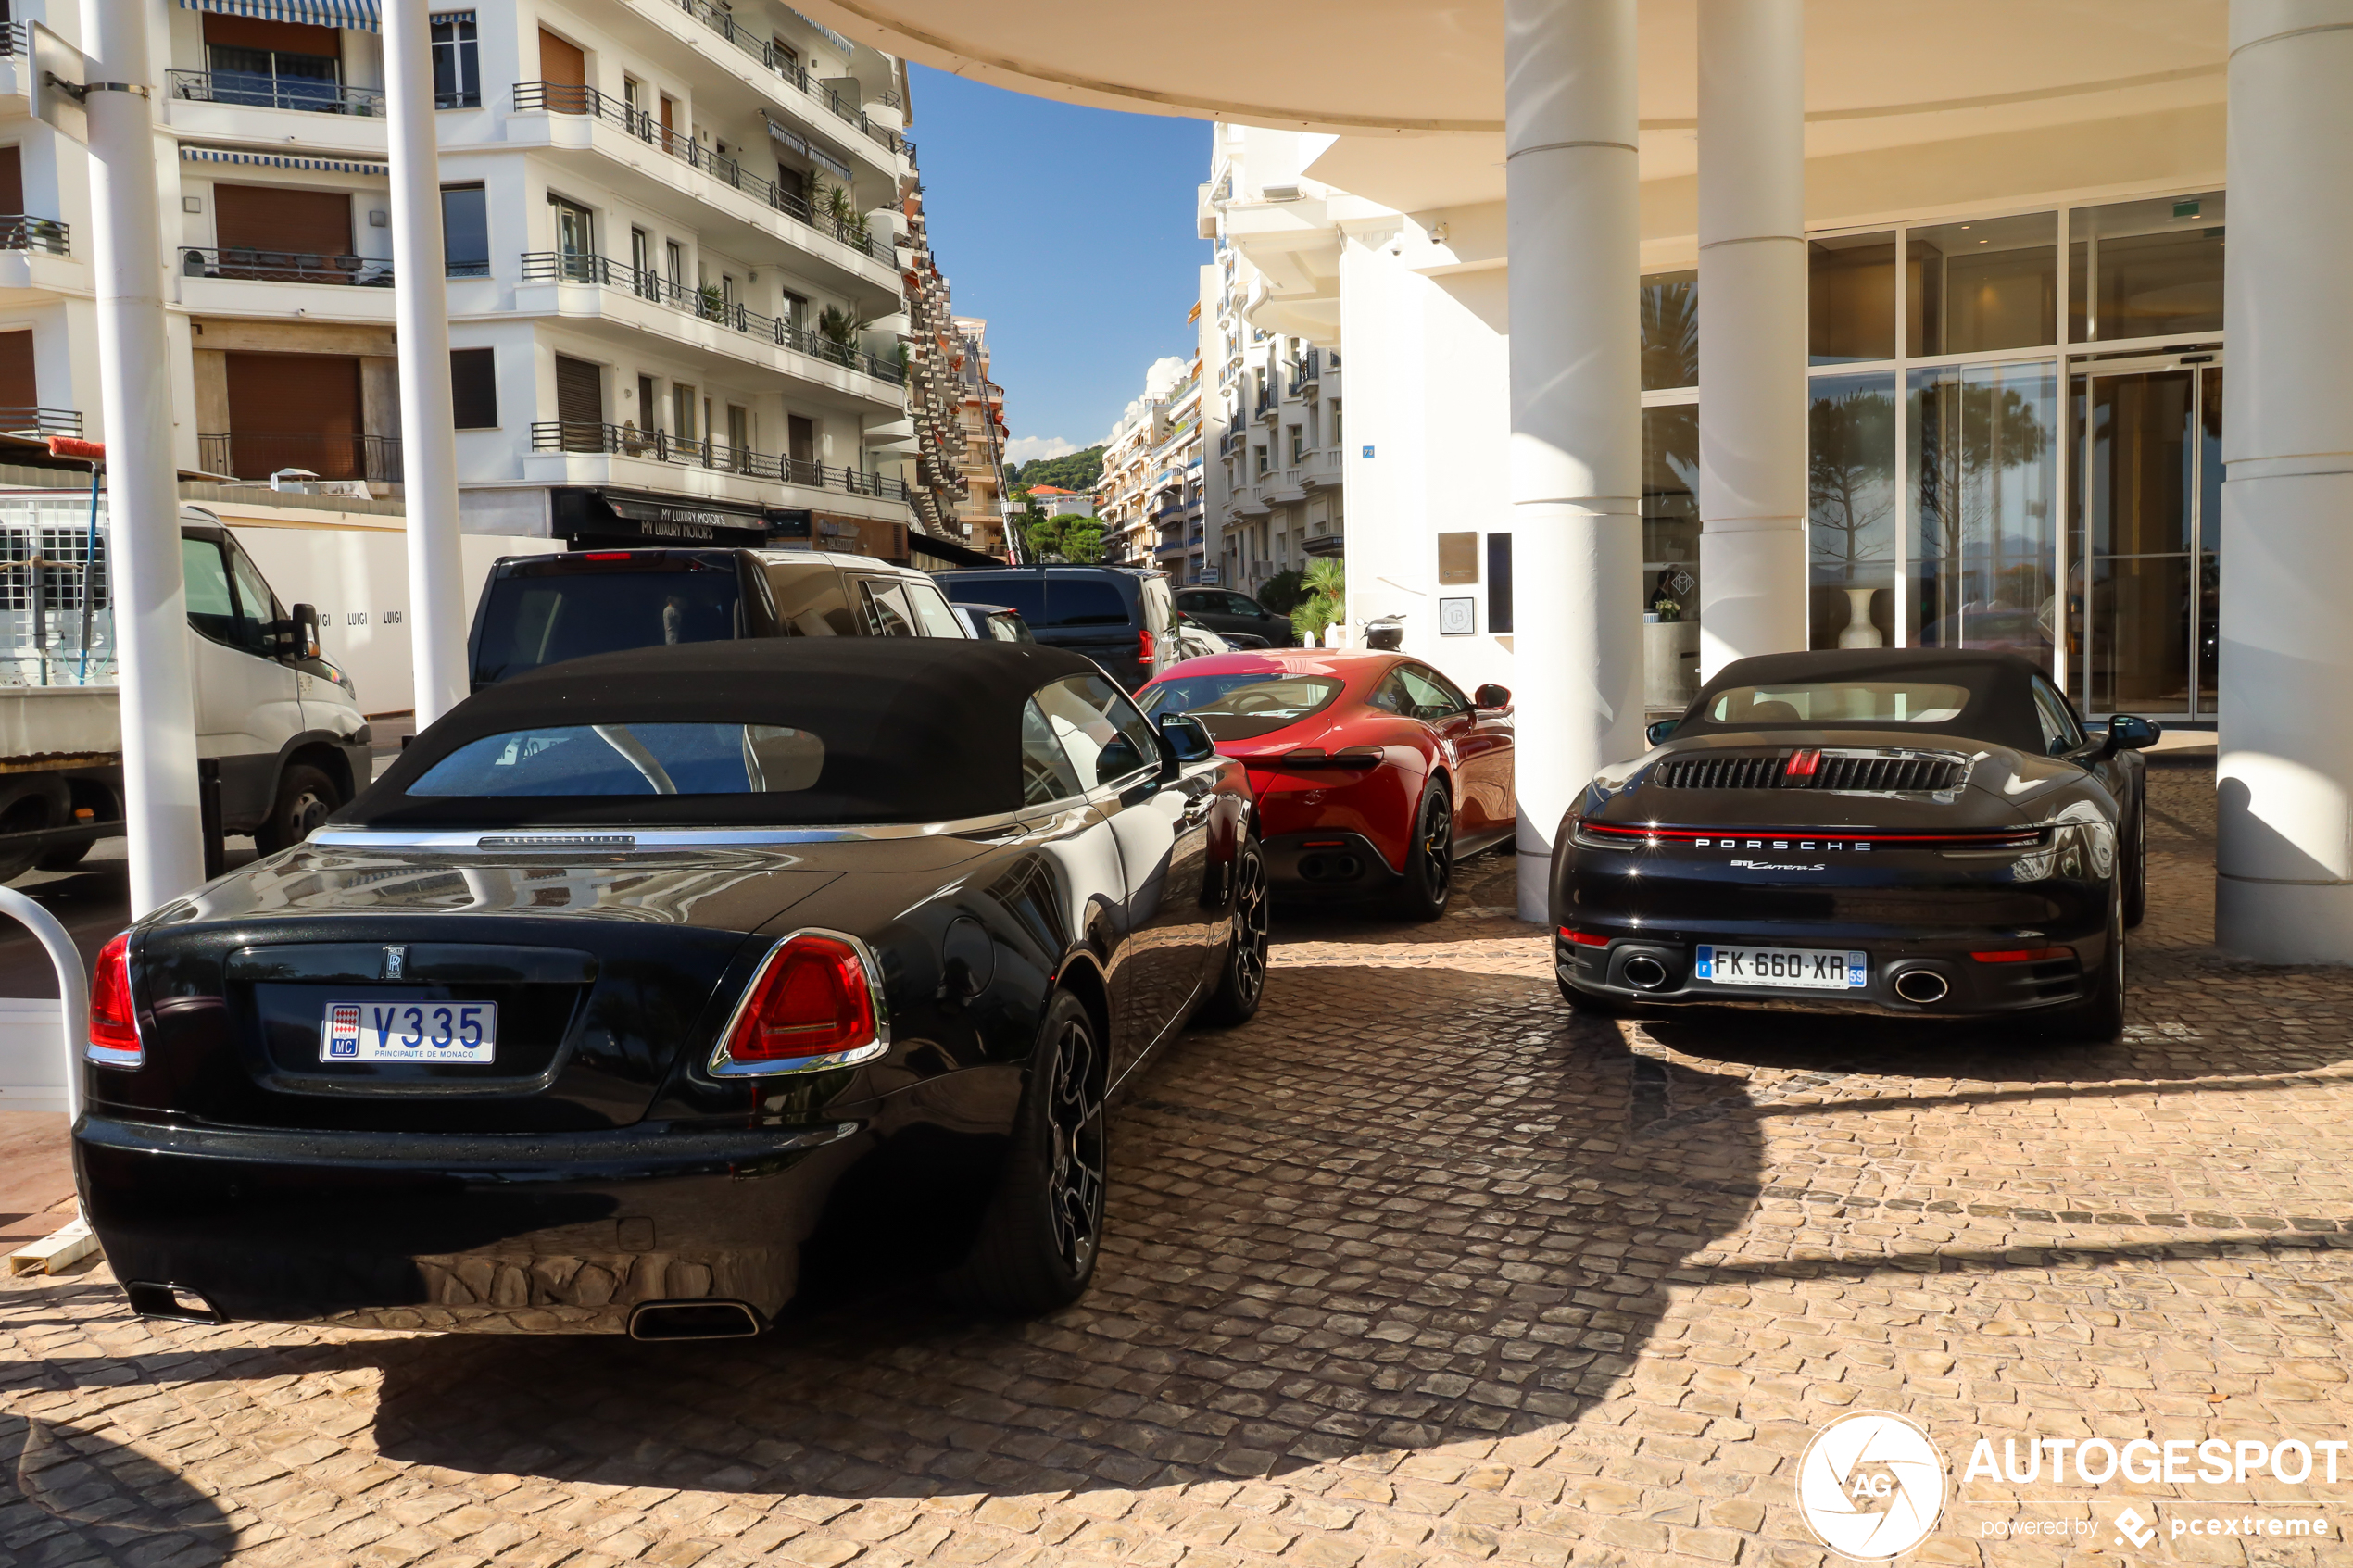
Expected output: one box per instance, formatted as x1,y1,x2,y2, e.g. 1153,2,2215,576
1010,445,1105,495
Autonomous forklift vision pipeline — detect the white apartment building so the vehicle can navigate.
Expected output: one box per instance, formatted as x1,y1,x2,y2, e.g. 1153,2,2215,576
1094,352,1199,574
1197,160,1344,596
1,0,943,562
948,314,1008,556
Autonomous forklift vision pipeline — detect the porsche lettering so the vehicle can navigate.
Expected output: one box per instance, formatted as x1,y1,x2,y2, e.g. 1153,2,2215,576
1692,837,1870,852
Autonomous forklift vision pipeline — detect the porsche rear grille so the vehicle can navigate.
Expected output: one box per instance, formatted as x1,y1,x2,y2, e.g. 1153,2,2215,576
1652,752,1966,793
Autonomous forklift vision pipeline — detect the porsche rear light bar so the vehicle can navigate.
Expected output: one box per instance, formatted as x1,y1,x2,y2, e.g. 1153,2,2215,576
709,930,890,1077
1574,821,2050,853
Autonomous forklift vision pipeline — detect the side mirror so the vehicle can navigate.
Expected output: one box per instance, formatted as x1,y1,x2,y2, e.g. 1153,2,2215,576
2105,714,2161,752
289,603,321,662
1646,719,1680,747
1474,683,1511,711
1157,712,1216,765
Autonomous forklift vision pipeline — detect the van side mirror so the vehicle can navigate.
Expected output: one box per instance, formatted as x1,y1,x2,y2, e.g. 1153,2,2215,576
1474,683,1511,711
1646,719,1680,747
1158,712,1216,766
2105,713,2161,752
289,603,321,662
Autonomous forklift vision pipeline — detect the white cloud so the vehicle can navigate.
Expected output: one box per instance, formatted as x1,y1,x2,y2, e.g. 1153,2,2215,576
1004,434,1078,465
1106,357,1192,443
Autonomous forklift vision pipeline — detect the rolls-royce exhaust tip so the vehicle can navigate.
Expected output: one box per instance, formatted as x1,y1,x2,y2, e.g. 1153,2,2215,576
125,1282,227,1323
627,1299,765,1341
1621,955,1668,991
1893,970,1950,1005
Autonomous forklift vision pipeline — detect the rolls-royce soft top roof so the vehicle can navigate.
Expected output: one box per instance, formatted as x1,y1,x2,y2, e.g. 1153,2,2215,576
343,638,1111,829
1680,647,2049,754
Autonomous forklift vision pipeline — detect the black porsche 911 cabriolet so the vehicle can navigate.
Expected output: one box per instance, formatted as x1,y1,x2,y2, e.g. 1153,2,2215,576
73,640,1267,1337
1551,649,2157,1042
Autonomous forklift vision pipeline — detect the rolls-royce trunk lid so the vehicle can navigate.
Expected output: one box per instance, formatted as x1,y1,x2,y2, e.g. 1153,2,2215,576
104,836,977,1134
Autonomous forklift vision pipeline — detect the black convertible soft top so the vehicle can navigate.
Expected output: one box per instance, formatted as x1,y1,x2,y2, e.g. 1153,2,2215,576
341,637,1110,829
1678,647,2050,754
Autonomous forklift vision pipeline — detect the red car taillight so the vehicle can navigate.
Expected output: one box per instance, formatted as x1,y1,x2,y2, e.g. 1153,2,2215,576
1138,627,1155,664
711,932,887,1075
88,931,142,1069
1558,927,1609,948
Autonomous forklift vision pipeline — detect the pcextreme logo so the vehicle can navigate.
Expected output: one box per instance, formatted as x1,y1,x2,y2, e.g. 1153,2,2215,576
1795,1411,1949,1561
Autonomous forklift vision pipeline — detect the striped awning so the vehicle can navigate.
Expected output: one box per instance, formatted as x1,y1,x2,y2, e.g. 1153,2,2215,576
182,145,389,177
762,116,855,184
179,0,379,30
786,6,856,58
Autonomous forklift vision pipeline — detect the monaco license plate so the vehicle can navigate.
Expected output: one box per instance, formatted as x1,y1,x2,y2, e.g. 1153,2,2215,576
321,1000,497,1063
1693,946,1867,990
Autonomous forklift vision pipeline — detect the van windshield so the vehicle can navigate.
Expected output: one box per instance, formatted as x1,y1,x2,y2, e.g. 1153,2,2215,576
473,559,742,684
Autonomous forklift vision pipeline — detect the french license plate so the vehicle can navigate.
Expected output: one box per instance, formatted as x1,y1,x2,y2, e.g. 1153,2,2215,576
321,1000,497,1063
1693,946,1867,990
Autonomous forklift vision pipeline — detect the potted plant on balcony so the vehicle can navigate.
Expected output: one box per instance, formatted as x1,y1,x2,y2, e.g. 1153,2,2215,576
816,305,873,368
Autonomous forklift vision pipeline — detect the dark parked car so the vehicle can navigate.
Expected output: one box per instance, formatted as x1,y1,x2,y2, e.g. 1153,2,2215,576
1552,648,2156,1042
74,640,1268,1336
952,602,1035,642
469,548,968,689
1176,587,1296,647
934,566,1180,690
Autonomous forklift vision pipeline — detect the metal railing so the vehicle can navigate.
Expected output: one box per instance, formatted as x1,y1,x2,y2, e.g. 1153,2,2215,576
639,0,903,154
531,421,912,501
167,68,385,116
521,252,905,384
0,217,69,257
198,432,400,483
512,83,895,265
0,408,82,436
1287,348,1322,396
180,245,393,286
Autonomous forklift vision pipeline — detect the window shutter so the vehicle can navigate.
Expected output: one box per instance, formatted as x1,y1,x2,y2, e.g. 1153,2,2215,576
224,353,363,480
215,184,354,261
449,348,497,430
554,355,603,449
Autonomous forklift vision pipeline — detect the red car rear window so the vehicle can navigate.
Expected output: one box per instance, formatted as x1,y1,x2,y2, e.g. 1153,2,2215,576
1139,671,1344,741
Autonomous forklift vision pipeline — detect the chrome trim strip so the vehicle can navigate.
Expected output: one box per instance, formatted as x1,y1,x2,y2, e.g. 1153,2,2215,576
706,927,893,1079
310,809,1033,852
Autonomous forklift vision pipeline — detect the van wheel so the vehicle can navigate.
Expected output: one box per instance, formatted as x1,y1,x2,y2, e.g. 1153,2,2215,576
253,766,339,856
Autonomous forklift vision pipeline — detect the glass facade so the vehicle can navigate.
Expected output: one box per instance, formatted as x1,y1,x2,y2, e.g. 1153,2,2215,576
1641,403,1699,613
1807,372,1897,648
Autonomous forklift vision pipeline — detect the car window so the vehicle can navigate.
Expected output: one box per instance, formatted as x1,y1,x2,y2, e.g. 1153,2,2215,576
1176,590,1212,613
1366,670,1408,714
474,559,744,682
409,722,825,797
2032,680,2082,755
1705,680,1972,724
1404,663,1469,715
1019,699,1084,805
1035,672,1161,788
222,535,285,658
858,579,919,637
987,612,1030,643
901,581,967,637
1140,671,1343,741
182,537,240,648
940,574,1134,628
763,561,857,636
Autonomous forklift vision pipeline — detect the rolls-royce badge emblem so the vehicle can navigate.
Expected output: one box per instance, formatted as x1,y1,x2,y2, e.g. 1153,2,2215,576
382,946,408,981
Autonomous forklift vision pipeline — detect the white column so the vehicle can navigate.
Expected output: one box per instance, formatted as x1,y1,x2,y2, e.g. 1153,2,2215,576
1695,0,1807,678
384,3,469,726
2215,0,2353,961
1506,0,1643,921
82,0,203,914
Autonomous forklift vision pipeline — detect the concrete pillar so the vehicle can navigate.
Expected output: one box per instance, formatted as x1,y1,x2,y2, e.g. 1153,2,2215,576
1696,0,1808,678
2215,0,2353,962
1505,0,1643,920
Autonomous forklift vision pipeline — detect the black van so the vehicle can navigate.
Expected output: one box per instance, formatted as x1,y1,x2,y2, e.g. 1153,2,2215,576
932,566,1181,690
468,548,968,689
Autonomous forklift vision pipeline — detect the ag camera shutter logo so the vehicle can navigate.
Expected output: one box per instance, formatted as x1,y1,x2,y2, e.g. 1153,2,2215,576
1797,1411,1948,1560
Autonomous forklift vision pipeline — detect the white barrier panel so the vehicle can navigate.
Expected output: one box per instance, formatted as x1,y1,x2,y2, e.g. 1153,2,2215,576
0,1000,68,1116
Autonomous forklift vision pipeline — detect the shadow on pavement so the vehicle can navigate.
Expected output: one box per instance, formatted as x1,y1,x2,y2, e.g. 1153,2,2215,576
0,1410,236,1564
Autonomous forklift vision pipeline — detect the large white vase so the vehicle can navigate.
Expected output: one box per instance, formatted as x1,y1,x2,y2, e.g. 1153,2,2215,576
1837,586,1885,648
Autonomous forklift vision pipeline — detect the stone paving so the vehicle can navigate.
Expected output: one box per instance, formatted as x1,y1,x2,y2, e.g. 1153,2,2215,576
6,759,2353,1566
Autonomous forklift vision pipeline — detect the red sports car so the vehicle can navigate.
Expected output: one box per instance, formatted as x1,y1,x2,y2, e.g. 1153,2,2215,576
1138,650,1516,919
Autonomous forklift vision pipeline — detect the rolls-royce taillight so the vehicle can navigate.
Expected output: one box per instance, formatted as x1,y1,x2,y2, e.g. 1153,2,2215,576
88,931,143,1069
711,932,887,1075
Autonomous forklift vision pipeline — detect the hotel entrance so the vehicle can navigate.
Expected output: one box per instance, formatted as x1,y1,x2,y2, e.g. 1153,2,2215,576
2070,357,2221,721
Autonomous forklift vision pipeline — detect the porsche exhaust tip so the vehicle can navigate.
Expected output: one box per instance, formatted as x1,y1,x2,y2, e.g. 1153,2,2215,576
1621,955,1668,991
1893,970,1950,1005
627,1299,765,1341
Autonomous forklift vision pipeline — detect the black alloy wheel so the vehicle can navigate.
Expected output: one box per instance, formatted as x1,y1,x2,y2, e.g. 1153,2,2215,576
1393,781,1453,922
1199,835,1269,1026
2041,898,2125,1046
941,990,1108,1313
254,765,341,856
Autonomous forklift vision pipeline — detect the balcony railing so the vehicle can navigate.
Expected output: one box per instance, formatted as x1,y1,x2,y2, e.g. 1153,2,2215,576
1287,348,1322,397
531,420,913,501
0,217,69,257
640,0,903,154
521,252,905,384
0,408,82,436
513,83,896,266
180,246,393,286
198,432,401,483
167,68,385,116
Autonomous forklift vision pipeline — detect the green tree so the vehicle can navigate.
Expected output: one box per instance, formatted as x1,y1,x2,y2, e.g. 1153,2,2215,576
1289,558,1346,644
1010,445,1106,494
1256,568,1308,615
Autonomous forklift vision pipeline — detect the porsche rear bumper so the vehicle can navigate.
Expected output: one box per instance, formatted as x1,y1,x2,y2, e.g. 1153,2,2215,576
1552,925,2108,1015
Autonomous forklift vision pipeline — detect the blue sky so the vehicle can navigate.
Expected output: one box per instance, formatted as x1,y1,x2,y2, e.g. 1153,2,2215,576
907,65,1211,464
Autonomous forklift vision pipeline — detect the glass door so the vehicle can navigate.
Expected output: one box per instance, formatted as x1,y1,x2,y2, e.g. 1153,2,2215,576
2069,358,2220,718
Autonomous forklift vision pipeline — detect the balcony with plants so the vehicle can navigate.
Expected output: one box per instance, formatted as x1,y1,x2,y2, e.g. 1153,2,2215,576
518,250,905,402
611,0,906,172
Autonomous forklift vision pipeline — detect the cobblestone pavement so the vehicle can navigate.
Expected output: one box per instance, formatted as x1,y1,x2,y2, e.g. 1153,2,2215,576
6,759,2353,1567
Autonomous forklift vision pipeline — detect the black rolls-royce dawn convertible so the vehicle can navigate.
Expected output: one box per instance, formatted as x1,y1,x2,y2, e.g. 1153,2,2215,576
1551,649,2158,1041
73,639,1267,1337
